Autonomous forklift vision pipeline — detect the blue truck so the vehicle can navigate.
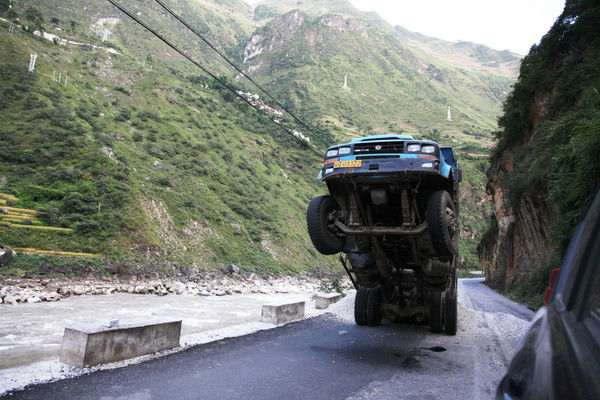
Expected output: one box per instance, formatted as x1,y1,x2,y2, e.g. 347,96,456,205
307,134,462,334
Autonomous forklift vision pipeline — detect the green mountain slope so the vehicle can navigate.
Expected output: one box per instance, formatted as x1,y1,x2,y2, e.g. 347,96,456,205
0,0,518,274
241,9,516,267
0,1,334,275
243,10,509,133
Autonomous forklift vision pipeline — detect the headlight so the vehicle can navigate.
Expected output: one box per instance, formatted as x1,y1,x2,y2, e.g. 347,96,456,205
326,149,338,157
422,162,434,168
325,168,334,174
338,147,351,155
422,145,436,154
407,144,421,152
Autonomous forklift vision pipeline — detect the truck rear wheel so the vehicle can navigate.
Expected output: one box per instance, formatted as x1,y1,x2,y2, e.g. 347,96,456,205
443,290,457,335
366,285,383,326
429,291,443,333
307,195,344,255
444,268,458,335
354,286,368,325
427,190,458,257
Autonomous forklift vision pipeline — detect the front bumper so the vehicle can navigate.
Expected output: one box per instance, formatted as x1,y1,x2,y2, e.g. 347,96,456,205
320,157,442,181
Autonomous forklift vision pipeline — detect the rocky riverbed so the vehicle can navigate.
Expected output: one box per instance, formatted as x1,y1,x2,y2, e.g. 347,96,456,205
0,270,348,305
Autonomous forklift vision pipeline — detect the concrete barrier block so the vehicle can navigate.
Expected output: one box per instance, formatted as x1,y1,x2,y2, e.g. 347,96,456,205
315,292,343,309
60,319,181,367
260,301,305,324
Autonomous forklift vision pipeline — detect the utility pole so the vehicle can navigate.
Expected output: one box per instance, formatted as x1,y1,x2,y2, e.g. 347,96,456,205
343,74,348,90
58,72,62,83
52,70,56,82
447,106,452,122
28,53,37,72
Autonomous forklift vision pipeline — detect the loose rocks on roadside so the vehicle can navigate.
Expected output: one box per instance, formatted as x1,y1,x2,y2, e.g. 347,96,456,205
0,273,351,305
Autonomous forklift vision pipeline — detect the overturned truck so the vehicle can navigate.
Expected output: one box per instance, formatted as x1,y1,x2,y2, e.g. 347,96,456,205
307,134,462,334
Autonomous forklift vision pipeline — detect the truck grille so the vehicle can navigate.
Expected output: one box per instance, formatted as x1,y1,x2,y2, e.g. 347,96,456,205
353,142,404,155
356,155,399,160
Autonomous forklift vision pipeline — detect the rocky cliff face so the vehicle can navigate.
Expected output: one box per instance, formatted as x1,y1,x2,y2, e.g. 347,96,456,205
477,1,600,292
478,146,556,289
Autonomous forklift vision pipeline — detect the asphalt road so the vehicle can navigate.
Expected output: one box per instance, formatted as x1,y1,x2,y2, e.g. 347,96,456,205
2,279,533,400
458,278,534,321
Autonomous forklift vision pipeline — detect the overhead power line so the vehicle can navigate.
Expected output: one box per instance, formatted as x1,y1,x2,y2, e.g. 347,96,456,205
152,0,322,142
104,0,323,157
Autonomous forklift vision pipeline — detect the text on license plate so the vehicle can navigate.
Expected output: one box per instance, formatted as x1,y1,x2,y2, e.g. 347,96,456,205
334,160,362,168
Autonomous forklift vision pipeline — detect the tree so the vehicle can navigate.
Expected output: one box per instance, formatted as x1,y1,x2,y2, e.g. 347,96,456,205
0,0,10,14
5,9,18,20
25,7,44,24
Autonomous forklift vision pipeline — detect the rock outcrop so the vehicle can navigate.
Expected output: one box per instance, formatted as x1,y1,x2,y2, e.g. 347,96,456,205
477,1,600,291
478,147,556,289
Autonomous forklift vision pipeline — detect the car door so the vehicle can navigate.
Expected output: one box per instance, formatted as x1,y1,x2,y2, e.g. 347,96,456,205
549,195,600,399
440,147,461,182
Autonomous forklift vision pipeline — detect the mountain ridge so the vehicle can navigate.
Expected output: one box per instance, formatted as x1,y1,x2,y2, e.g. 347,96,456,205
252,0,521,77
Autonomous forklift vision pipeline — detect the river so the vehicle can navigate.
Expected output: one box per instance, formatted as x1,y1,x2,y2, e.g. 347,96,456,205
0,292,315,391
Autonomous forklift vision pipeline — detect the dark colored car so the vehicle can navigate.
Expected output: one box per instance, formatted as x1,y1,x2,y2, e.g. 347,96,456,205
497,190,600,399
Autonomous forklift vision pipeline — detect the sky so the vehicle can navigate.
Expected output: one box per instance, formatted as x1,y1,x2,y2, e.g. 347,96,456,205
243,0,566,55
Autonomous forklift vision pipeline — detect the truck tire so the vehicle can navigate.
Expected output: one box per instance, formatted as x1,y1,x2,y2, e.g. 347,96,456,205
429,291,443,333
354,286,368,325
366,285,383,326
307,195,344,255
427,190,458,257
444,290,457,335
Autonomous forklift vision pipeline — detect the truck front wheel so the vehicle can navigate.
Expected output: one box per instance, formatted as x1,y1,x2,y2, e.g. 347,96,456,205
427,190,458,257
307,195,344,255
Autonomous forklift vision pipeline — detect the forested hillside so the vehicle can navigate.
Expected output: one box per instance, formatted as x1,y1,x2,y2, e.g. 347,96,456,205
0,0,518,276
479,0,600,306
0,0,333,275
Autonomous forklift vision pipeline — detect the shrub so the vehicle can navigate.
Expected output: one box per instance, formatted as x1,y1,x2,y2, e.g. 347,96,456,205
25,7,44,24
74,219,100,234
37,203,60,225
114,108,131,122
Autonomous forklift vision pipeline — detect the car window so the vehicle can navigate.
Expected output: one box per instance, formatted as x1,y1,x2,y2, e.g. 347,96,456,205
567,211,600,346
557,194,600,309
580,232,600,334
441,148,455,164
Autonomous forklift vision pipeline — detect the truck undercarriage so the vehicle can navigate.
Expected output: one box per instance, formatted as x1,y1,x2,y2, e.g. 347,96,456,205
307,136,462,334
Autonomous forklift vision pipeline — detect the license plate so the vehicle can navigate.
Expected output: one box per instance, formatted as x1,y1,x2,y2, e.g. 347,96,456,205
334,160,362,168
